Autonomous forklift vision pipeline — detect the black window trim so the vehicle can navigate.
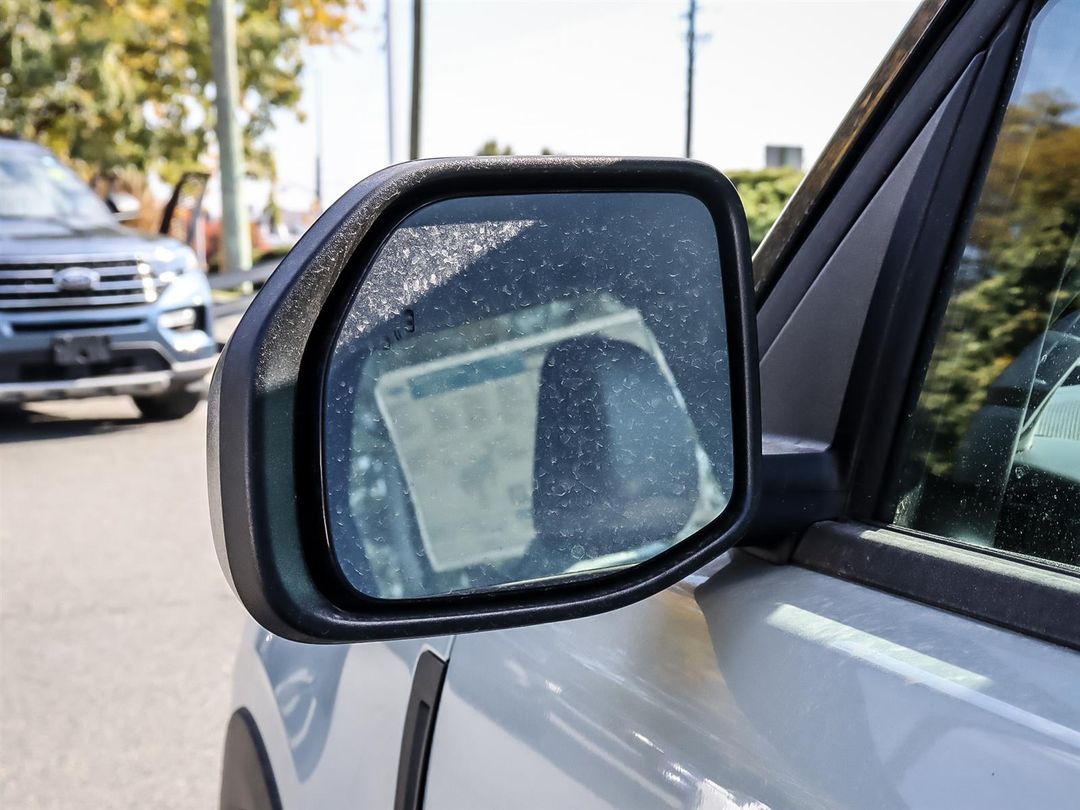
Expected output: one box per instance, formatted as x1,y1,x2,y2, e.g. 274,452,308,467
841,0,1030,518
756,0,1021,358
793,522,1080,652
756,0,966,300
780,0,1080,650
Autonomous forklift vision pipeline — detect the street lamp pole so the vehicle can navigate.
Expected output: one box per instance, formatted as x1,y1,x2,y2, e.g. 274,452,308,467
409,0,423,160
385,0,396,164
209,0,253,274
314,52,324,210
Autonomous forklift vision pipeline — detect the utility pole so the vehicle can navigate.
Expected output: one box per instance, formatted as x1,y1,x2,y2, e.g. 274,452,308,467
409,0,423,160
209,0,252,274
684,0,697,159
314,53,324,210
385,0,396,164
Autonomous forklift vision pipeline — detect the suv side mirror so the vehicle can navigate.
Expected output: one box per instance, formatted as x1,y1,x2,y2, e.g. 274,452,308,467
208,157,760,643
106,191,141,223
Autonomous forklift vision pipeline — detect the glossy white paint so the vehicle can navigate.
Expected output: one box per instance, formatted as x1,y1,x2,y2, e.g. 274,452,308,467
422,554,1080,809
229,622,452,806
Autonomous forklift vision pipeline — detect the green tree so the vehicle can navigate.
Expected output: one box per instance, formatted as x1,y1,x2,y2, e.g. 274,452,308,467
476,140,555,156
477,139,513,156
725,167,803,251
0,0,362,182
913,90,1080,475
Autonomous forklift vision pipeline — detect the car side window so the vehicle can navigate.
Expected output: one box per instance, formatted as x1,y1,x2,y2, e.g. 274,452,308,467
884,0,1080,568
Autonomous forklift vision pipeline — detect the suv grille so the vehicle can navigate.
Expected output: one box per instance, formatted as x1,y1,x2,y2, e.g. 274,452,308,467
0,256,163,312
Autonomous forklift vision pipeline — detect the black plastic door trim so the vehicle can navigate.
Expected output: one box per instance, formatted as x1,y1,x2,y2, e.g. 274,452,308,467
394,650,448,810
842,1,1029,517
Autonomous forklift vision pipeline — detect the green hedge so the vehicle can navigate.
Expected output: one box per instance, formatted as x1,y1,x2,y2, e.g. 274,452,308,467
726,168,804,251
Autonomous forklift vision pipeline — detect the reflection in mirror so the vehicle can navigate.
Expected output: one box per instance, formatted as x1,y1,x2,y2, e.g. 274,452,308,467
324,193,734,599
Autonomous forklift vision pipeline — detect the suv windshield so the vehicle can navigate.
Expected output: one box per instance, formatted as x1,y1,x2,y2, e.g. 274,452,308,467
0,147,114,226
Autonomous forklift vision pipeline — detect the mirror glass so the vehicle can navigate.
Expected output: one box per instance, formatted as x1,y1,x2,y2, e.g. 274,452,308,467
323,192,736,599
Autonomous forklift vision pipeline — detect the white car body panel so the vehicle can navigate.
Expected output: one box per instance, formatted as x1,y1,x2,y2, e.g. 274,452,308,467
424,555,1080,809
230,622,451,806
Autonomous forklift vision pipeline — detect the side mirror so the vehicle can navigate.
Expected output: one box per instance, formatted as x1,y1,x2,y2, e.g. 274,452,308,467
106,191,142,223
208,157,759,642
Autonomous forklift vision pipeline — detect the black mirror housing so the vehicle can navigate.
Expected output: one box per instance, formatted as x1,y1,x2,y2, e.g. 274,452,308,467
208,156,760,643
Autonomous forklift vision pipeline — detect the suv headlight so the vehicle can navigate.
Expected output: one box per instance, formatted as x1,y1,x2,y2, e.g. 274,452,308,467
145,244,199,285
158,307,199,331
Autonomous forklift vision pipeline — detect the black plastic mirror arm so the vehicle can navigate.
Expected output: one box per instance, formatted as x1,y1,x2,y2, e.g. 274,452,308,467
208,156,760,643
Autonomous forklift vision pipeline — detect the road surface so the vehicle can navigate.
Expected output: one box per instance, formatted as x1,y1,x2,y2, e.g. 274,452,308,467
0,397,245,809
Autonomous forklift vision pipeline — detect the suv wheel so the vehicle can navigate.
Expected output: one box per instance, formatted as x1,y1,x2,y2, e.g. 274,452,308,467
132,389,202,420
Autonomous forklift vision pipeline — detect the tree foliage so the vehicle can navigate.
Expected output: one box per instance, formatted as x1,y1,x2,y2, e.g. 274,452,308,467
476,140,555,157
725,167,803,251
476,139,514,156
0,0,362,181
912,90,1080,475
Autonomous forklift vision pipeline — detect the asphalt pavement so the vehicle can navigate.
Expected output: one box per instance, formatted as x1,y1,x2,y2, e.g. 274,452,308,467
0,396,246,809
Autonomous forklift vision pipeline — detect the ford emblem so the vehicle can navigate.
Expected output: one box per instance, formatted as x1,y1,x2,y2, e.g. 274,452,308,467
54,266,101,292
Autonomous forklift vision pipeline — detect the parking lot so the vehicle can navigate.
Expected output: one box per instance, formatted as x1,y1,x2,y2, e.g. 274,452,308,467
0,397,244,810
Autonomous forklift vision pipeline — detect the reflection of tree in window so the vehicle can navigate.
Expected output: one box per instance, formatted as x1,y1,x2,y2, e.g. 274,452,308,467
890,0,1080,566
915,90,1080,479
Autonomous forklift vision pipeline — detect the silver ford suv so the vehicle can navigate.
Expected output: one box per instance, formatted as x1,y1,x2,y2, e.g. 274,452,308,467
0,138,216,419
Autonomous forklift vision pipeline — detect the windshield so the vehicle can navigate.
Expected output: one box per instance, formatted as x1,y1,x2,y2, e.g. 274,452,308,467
0,148,114,226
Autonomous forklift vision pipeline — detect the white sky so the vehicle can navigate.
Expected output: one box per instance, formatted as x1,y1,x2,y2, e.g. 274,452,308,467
266,0,921,210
